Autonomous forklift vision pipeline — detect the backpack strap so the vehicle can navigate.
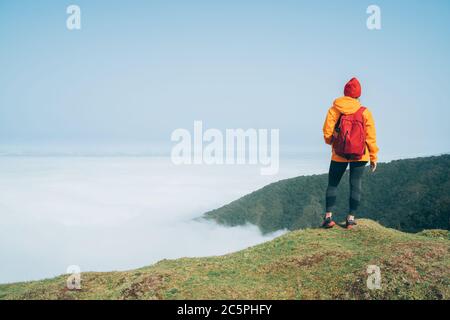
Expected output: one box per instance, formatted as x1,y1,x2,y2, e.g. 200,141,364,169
334,113,342,131
355,106,366,120
356,106,366,115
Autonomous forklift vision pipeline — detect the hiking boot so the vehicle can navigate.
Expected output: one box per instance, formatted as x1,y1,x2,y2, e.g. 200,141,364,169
322,213,336,228
346,215,357,229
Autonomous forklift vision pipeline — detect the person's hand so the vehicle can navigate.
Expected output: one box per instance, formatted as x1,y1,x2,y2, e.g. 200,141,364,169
370,161,377,172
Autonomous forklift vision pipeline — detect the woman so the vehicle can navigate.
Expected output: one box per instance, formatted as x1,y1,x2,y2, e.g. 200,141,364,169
322,77,379,229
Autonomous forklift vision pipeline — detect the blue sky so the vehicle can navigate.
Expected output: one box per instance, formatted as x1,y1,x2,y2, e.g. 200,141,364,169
1,0,449,157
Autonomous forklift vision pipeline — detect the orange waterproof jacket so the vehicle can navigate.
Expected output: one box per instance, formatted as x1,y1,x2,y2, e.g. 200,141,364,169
323,96,379,163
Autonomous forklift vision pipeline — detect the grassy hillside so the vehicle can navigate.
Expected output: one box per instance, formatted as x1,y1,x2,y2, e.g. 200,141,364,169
1,220,449,300
204,155,450,233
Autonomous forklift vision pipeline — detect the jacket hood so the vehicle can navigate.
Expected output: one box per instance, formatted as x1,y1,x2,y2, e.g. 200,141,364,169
333,96,361,115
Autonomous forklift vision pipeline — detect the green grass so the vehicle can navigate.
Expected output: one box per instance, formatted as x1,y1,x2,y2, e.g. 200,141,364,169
1,219,448,300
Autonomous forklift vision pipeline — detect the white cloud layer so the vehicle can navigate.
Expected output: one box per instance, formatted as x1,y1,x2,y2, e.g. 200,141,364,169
0,156,328,283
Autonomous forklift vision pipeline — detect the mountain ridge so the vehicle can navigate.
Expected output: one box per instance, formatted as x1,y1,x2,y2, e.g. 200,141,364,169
203,155,450,233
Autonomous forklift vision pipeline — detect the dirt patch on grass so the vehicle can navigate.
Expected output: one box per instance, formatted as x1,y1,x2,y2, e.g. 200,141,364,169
384,242,449,279
120,274,165,300
262,251,352,274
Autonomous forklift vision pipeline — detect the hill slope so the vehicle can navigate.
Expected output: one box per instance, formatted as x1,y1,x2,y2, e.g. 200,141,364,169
1,220,449,300
204,155,450,233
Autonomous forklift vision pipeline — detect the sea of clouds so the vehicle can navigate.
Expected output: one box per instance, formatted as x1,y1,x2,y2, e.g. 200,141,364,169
0,155,330,283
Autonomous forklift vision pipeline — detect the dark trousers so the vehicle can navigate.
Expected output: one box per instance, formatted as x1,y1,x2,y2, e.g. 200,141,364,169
325,161,368,215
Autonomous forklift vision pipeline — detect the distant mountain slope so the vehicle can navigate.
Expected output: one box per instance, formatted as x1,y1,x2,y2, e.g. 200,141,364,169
204,155,450,233
1,220,448,300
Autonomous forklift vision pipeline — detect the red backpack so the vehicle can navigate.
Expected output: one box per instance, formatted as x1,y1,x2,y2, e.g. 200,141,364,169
332,107,366,160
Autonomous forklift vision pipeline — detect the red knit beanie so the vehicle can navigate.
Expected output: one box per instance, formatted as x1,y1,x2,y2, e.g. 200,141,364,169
344,77,362,98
